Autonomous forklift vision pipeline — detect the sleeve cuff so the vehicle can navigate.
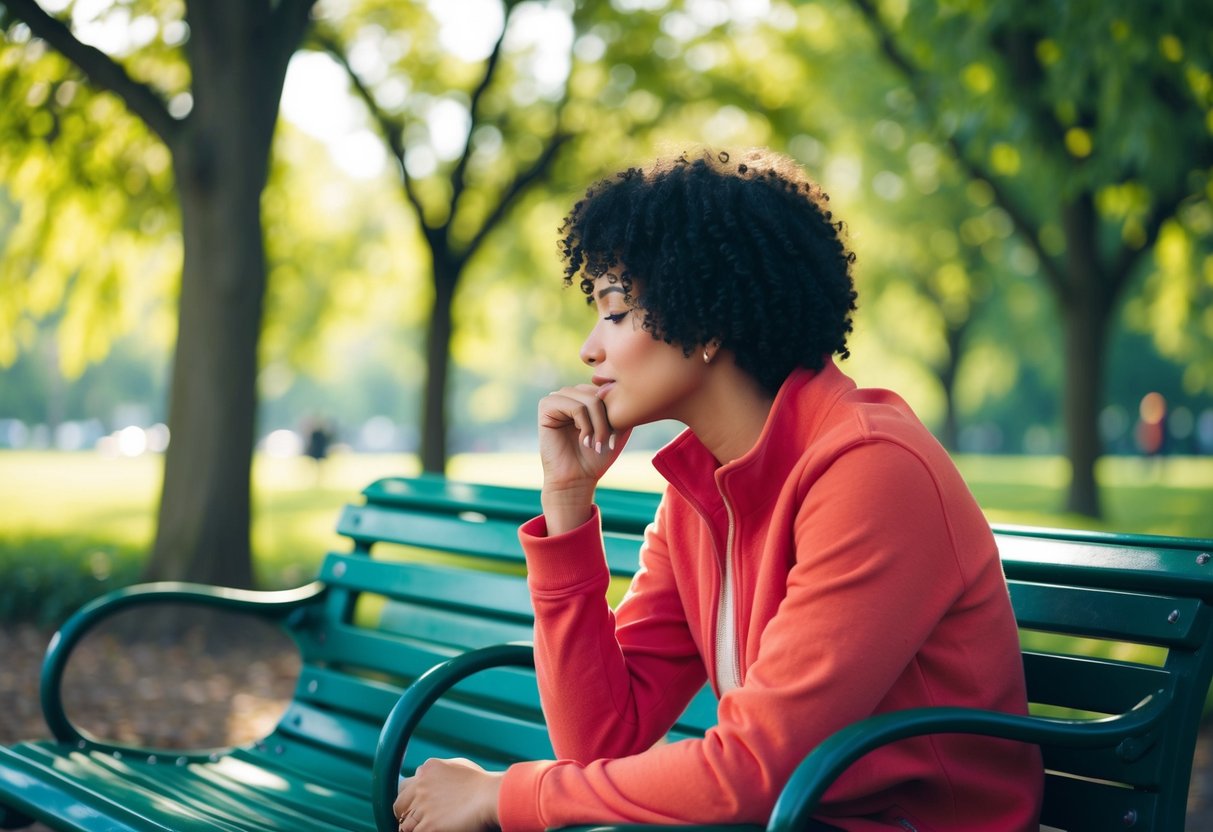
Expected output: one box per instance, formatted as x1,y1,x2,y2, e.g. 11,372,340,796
518,506,611,593
498,760,555,832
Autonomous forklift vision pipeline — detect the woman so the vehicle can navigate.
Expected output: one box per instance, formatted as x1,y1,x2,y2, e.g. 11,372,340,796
394,149,1043,831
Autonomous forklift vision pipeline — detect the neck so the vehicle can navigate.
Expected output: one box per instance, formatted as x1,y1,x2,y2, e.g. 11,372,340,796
678,356,776,465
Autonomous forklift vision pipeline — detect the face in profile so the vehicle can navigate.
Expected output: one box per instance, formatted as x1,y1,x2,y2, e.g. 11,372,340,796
579,273,708,431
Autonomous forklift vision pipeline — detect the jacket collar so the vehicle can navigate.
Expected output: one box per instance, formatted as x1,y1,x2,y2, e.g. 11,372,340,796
652,360,856,520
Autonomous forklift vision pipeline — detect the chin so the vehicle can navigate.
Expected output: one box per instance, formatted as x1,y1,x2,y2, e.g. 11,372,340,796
603,407,636,432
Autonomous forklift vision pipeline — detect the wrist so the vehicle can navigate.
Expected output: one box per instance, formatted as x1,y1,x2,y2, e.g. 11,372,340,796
541,484,595,536
482,770,504,829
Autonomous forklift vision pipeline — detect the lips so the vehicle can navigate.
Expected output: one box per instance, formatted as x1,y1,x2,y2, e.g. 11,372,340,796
591,376,615,397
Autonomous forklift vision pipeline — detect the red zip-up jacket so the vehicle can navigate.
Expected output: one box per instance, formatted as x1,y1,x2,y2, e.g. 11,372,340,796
499,362,1043,830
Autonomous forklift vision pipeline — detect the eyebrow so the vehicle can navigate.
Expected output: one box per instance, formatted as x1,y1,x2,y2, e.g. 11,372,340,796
597,286,625,299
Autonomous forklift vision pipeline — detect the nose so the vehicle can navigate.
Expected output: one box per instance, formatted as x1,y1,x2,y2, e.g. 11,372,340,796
580,327,603,367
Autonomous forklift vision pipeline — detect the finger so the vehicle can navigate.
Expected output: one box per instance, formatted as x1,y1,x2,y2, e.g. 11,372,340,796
399,808,420,832
540,399,609,455
393,779,412,825
545,386,614,452
606,425,633,458
393,801,410,829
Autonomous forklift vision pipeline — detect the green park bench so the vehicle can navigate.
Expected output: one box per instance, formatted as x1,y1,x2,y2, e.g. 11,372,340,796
1,473,1212,831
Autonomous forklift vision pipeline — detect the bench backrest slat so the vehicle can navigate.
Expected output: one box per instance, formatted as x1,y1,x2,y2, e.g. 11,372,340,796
336,505,644,576
1022,651,1171,714
1040,771,1158,831
320,555,534,624
1009,582,1205,647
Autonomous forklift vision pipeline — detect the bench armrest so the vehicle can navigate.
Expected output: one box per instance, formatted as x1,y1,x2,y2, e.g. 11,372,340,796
41,579,326,753
372,642,536,832
370,643,764,832
767,688,1172,832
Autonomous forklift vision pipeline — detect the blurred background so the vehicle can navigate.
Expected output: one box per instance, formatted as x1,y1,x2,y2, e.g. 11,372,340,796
1,0,1211,621
6,4,1213,820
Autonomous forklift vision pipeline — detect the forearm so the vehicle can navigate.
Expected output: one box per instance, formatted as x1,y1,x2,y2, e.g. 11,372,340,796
520,510,704,762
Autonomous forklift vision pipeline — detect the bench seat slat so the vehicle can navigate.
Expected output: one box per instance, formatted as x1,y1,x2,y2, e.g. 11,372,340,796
235,737,373,796
189,756,374,831
8,742,362,832
96,751,370,832
3,744,249,832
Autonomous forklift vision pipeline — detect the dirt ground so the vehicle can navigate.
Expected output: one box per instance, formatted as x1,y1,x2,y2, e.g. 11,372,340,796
2,619,1213,829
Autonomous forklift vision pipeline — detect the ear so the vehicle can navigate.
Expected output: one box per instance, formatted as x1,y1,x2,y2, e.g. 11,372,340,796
702,339,722,365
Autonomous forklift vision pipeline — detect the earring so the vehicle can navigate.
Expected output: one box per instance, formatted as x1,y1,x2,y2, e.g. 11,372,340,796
703,349,711,364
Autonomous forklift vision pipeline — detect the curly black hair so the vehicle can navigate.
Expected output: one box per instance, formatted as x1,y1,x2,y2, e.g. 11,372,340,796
558,148,858,395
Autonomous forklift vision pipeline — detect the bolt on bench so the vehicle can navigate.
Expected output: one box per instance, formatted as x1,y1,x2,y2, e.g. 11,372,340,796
1,473,1212,832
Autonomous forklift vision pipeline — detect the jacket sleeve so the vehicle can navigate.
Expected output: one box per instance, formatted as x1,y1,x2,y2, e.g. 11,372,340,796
518,493,708,764
499,442,972,831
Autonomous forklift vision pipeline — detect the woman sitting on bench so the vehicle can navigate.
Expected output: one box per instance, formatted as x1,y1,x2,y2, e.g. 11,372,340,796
394,148,1044,831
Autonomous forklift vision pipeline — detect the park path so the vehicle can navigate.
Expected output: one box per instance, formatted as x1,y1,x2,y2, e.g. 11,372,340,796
3,621,1213,828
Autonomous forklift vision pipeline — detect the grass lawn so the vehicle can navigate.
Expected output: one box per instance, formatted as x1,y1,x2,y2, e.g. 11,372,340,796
1,449,1210,625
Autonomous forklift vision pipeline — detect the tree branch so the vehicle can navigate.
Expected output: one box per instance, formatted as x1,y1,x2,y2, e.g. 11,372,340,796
314,27,429,230
949,149,1067,294
461,130,570,263
265,0,317,93
1108,188,1189,304
448,2,514,214
3,0,178,145
849,0,1067,294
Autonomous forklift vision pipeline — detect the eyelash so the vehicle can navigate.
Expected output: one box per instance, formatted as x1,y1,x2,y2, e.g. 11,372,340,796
603,312,628,323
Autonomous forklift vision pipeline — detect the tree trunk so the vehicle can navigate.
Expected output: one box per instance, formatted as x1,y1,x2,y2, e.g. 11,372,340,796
144,4,292,587
420,257,457,473
148,147,265,587
1058,193,1109,519
937,322,965,452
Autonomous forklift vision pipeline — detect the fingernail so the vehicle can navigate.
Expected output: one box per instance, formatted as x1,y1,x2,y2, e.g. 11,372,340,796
595,441,603,454
608,434,616,451
582,435,590,448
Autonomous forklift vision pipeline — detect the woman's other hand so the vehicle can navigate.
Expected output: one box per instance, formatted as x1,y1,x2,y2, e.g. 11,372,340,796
394,758,503,832
538,384,630,534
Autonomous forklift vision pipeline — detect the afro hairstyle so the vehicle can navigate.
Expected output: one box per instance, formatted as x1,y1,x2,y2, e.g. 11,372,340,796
558,148,858,395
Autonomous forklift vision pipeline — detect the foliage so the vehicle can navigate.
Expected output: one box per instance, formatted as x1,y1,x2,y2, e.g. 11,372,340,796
0,535,143,627
836,0,1213,515
2,0,1211,515
0,16,179,375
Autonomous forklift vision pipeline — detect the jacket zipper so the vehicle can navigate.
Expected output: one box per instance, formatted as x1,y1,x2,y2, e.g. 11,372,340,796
714,492,742,694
